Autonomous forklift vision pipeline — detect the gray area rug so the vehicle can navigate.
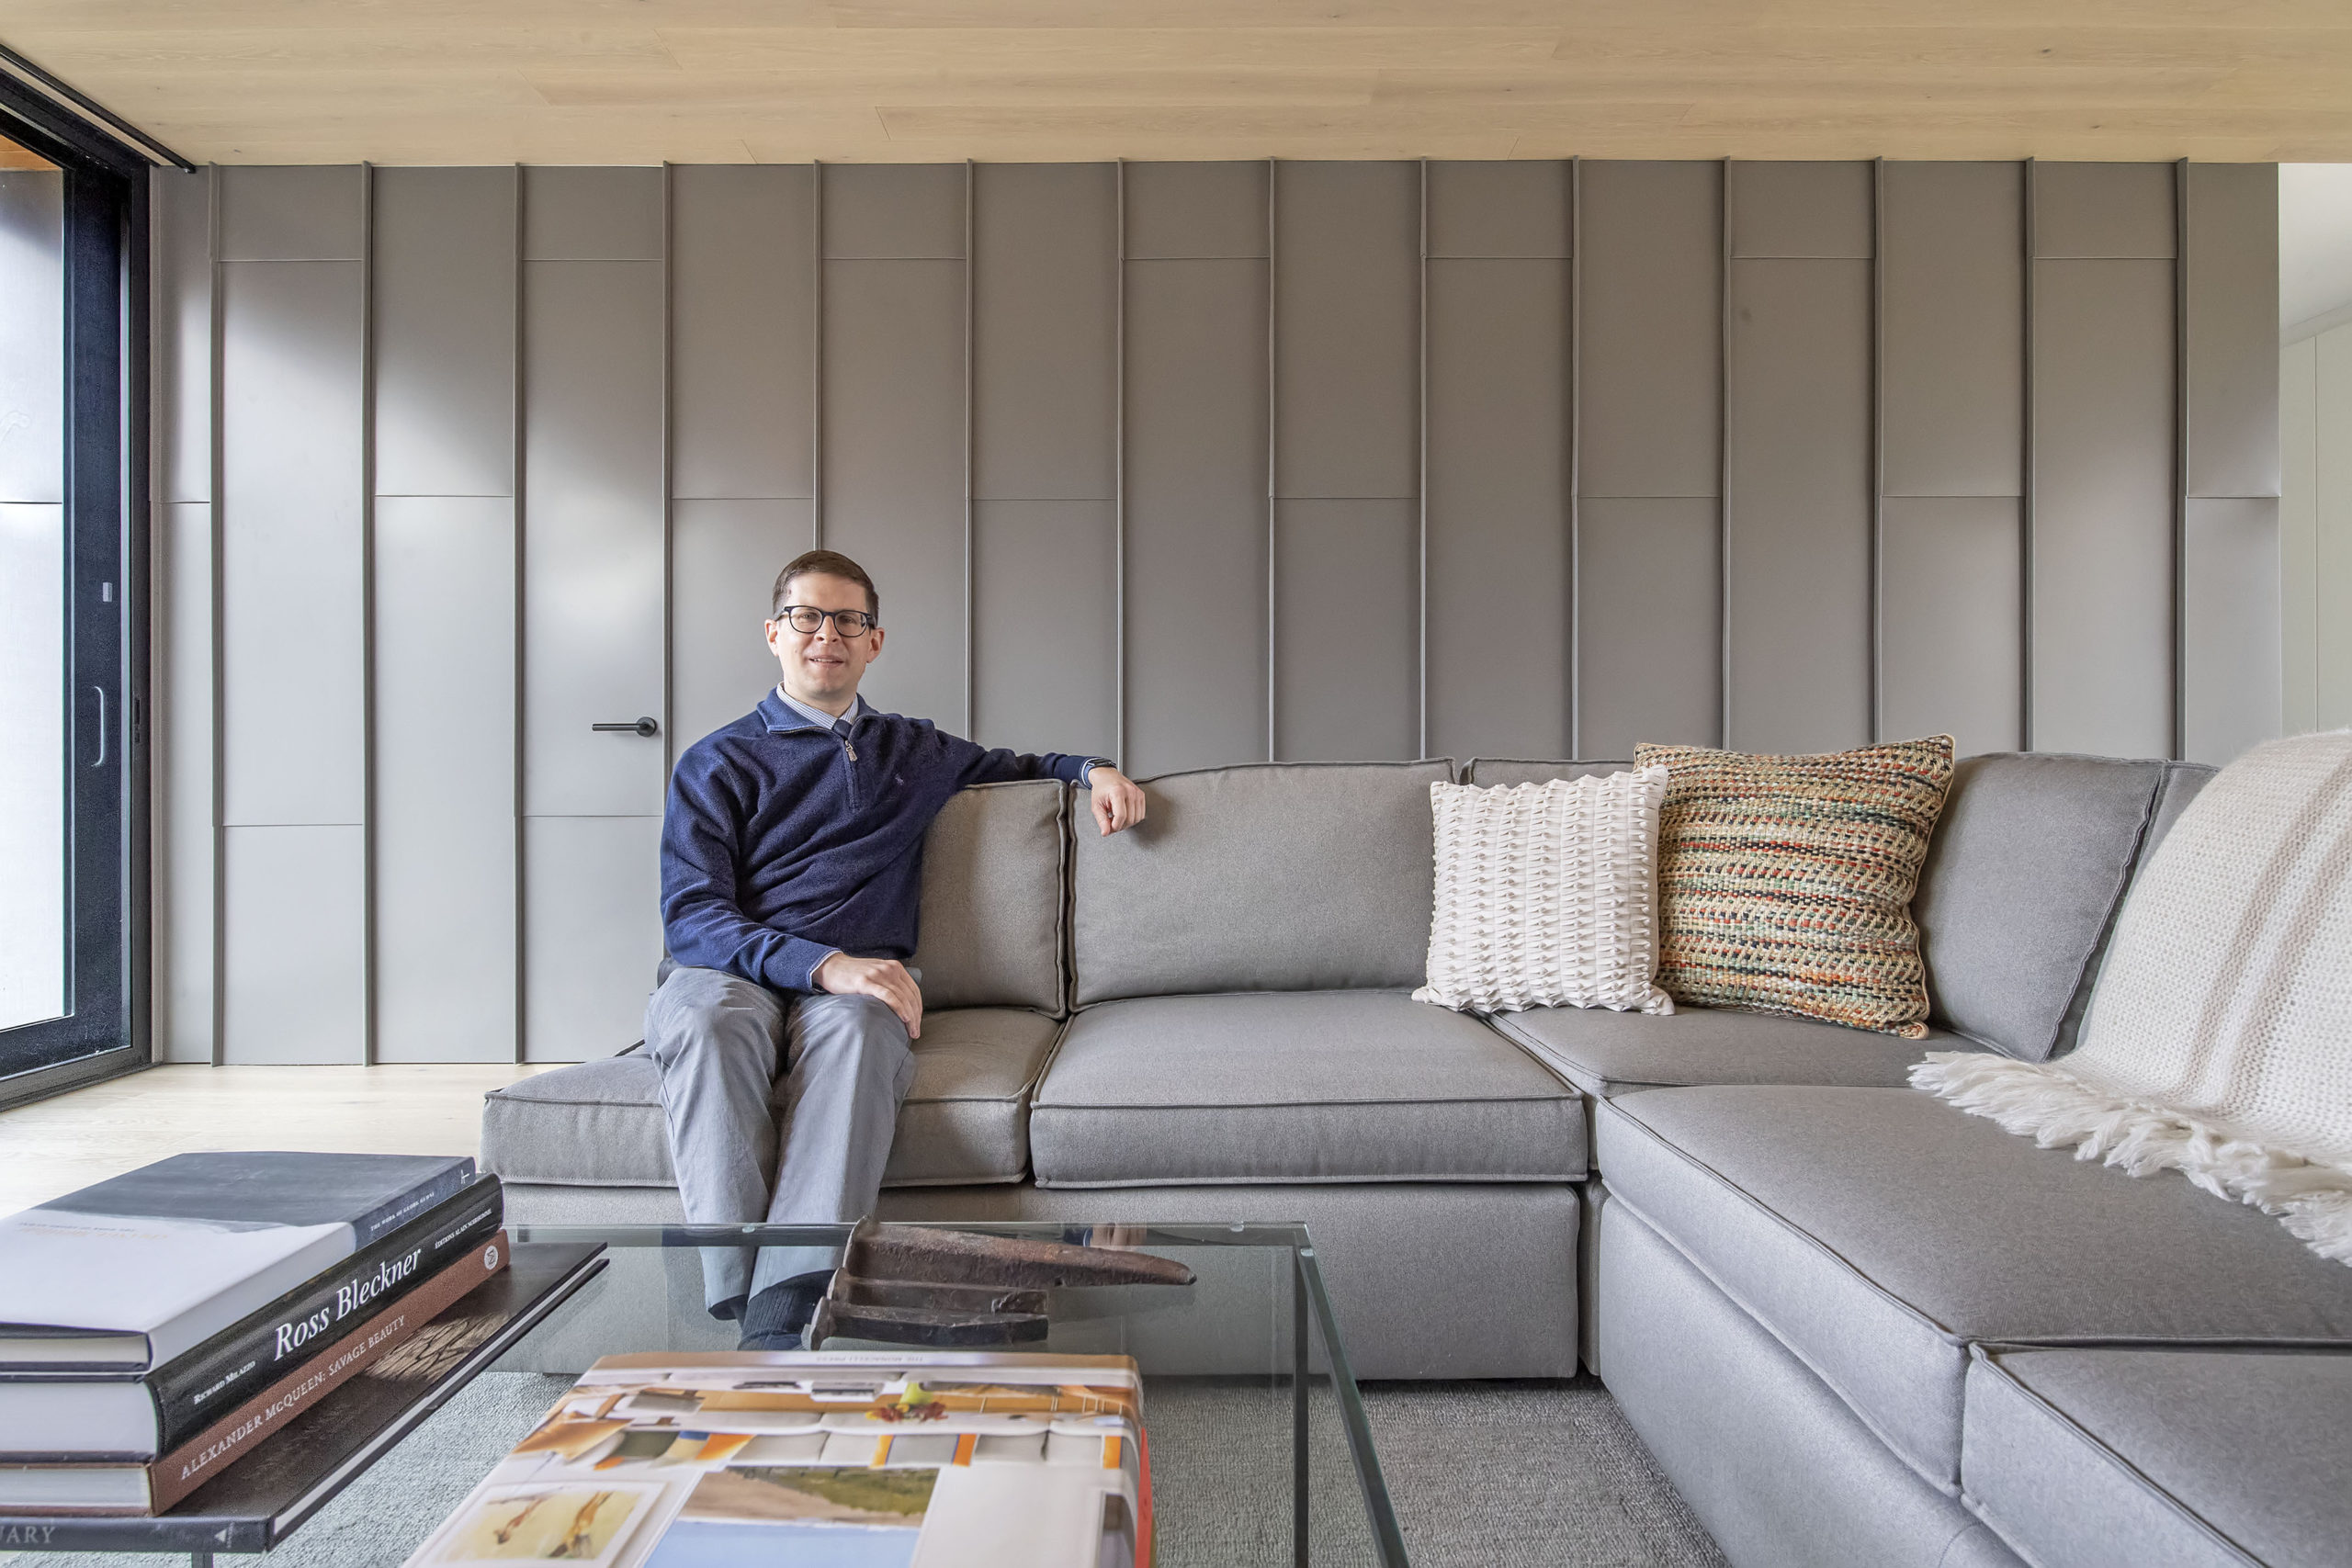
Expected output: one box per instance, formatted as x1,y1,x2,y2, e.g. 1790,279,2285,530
3,1371,1725,1568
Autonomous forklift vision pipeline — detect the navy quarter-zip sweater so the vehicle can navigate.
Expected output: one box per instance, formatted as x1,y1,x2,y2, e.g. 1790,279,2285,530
661,689,1101,993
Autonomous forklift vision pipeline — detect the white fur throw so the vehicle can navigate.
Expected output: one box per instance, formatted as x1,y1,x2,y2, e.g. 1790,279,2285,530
1415,772,1677,1017
1913,730,2352,1265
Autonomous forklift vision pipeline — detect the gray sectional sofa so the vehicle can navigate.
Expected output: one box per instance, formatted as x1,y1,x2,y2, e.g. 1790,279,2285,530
480,750,2352,1568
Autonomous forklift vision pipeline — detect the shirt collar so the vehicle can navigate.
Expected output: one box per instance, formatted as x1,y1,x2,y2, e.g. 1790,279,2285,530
763,686,868,735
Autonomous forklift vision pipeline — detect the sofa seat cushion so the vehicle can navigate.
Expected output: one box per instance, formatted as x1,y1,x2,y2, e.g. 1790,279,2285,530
1493,1004,1962,1099
1963,1348,2352,1568
1594,1086,2352,1491
1029,991,1584,1187
479,1007,1062,1190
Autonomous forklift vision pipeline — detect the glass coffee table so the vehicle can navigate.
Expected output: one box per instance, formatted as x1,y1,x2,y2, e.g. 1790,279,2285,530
1,1223,1408,1568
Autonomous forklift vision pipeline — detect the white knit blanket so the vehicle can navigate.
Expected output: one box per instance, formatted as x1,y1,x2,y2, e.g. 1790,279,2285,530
1912,730,2352,1266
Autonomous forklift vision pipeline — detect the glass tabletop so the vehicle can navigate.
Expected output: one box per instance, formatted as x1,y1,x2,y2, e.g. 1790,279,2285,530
499,1221,1408,1568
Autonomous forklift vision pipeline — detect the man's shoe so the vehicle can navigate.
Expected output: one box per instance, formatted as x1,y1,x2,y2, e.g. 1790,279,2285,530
737,1274,828,1352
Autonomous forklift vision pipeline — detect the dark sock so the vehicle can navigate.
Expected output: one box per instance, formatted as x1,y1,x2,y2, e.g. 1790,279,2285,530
737,1273,830,1351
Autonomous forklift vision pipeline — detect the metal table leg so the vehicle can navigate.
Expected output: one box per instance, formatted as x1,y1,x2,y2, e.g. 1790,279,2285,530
1294,1248,1309,1567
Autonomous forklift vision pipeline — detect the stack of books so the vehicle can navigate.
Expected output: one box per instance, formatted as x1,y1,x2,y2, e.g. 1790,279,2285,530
405,1350,1152,1568
0,1152,508,1516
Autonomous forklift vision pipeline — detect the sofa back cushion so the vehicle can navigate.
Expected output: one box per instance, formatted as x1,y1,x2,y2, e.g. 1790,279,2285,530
1070,760,1452,1004
1464,758,1633,788
910,780,1068,1014
1912,753,2212,1062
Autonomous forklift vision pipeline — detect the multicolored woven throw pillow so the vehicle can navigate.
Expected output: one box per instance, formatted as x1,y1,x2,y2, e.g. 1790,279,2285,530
1633,736,1957,1037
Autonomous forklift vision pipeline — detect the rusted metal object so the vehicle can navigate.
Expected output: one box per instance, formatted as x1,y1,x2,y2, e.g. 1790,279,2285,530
833,1273,1047,1315
811,1220,1195,1348
809,1296,1049,1348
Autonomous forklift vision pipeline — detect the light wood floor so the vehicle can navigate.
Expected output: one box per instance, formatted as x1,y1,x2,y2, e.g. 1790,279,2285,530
0,1064,554,1216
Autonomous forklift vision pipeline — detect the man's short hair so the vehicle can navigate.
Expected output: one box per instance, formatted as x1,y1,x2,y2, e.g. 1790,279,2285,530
773,549,878,620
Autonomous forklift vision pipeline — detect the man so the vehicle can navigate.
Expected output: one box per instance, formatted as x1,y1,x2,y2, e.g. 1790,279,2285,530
650,549,1146,1350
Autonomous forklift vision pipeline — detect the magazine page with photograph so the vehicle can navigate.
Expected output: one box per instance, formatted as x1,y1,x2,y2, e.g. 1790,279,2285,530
401,1351,1148,1568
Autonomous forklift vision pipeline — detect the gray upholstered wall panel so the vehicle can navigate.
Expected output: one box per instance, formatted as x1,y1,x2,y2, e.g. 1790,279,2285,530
2030,257,2176,758
220,253,365,827
973,163,1115,504
1123,160,1268,260
523,167,662,261
1730,160,1872,258
2184,498,2283,766
971,500,1117,759
219,164,362,261
156,500,214,1063
1880,497,2024,754
1274,499,1420,762
372,167,515,499
671,499,803,750
524,815,662,1063
153,169,212,508
1123,254,1270,777
670,164,814,503
221,825,362,1063
1577,498,1722,756
1725,255,1872,754
823,163,966,260
820,255,968,728
1428,256,1570,761
1576,161,1721,499
1881,162,2022,499
520,255,667,817
1273,160,1418,501
2186,164,2281,502
1426,158,1570,258
153,159,2278,1062
373,496,516,1063
2033,162,2177,260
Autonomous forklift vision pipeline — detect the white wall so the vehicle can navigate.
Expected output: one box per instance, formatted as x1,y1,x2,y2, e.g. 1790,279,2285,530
2281,326,2352,732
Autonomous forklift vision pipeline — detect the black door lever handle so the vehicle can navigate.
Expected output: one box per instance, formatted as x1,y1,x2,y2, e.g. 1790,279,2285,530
594,717,661,738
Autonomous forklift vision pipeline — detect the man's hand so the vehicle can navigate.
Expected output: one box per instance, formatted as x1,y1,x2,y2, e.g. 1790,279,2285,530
813,953,923,1039
1088,768,1148,837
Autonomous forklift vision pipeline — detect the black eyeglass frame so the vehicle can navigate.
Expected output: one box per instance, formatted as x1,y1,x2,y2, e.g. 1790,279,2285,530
771,605,881,637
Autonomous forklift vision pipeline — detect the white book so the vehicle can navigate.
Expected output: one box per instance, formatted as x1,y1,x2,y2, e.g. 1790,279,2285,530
0,1152,474,1372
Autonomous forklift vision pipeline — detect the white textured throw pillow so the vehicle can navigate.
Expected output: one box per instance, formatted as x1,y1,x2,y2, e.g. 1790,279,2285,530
1414,771,1676,1016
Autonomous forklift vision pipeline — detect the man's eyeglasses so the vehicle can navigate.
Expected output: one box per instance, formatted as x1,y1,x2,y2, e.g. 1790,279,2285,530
774,605,879,637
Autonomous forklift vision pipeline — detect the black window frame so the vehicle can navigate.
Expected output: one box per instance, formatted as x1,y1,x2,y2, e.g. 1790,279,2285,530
0,68,153,1110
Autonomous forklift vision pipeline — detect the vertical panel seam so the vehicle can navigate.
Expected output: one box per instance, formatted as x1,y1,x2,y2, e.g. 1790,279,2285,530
662,164,676,777
1719,157,1734,750
1114,159,1126,773
1418,157,1429,762
964,159,976,739
1568,156,1582,760
2173,157,2190,761
206,164,224,1067
811,161,824,551
1266,155,1278,763
2021,157,2037,753
510,163,526,1064
1871,156,1885,745
358,161,378,1066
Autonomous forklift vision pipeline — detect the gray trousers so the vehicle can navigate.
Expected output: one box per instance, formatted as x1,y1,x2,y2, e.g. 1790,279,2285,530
643,964,916,1314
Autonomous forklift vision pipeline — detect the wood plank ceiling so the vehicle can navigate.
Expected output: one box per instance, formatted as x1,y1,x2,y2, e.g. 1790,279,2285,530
6,0,2351,164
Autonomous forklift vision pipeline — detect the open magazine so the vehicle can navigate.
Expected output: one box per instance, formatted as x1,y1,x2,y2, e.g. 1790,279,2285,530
402,1351,1148,1568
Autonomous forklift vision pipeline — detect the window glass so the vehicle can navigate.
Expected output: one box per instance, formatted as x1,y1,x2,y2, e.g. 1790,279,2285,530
0,133,65,1032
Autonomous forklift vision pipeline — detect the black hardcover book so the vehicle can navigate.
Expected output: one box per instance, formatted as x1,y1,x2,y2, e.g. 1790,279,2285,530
0,1153,477,1373
0,1178,503,1459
